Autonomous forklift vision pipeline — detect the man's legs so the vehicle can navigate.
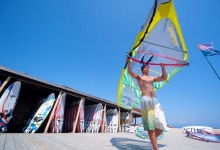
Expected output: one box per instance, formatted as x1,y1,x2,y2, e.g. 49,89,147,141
155,128,163,138
147,128,163,150
148,130,159,150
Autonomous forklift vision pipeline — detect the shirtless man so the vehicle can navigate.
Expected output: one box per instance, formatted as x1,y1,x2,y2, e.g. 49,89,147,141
126,58,167,150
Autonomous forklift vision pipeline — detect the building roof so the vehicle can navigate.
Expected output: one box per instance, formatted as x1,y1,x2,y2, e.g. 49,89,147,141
131,108,142,118
0,65,118,108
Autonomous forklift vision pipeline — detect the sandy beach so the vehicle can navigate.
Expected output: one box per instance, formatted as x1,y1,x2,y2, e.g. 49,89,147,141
0,128,220,150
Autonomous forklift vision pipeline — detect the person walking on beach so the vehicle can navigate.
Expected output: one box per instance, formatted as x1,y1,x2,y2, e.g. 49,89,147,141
126,58,167,150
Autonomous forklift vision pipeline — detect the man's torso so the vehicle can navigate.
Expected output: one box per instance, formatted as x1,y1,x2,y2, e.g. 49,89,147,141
137,75,156,97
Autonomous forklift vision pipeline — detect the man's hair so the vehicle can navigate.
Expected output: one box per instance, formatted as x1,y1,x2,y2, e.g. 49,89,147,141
141,64,149,71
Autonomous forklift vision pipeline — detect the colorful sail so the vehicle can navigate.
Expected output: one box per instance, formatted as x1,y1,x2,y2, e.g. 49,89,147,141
118,0,188,110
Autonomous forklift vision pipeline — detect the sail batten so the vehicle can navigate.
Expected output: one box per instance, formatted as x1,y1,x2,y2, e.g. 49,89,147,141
142,40,187,53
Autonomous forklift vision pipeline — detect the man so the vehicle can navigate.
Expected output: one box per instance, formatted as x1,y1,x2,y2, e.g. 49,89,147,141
126,58,167,150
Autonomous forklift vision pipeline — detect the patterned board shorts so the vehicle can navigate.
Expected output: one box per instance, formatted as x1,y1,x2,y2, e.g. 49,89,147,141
141,96,167,131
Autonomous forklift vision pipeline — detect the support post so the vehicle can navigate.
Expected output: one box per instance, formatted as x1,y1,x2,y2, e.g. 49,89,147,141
0,76,11,93
101,104,106,133
118,108,121,132
44,91,62,133
72,98,84,133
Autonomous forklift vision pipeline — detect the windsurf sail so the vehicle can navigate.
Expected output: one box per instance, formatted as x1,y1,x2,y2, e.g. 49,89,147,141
118,0,188,110
197,42,220,80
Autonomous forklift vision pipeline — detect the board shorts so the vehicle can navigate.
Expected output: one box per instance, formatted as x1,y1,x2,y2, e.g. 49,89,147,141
141,96,167,131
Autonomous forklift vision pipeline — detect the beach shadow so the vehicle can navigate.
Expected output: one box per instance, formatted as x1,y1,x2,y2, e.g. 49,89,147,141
110,137,166,150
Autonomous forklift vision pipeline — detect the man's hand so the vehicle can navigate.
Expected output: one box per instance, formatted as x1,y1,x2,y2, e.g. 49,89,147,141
160,63,165,70
126,58,131,63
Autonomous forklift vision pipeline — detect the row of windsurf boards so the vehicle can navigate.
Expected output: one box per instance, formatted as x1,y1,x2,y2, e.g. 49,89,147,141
0,80,66,133
0,81,123,133
62,101,104,133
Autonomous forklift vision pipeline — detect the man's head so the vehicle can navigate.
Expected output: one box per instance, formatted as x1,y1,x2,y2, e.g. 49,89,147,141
141,64,149,74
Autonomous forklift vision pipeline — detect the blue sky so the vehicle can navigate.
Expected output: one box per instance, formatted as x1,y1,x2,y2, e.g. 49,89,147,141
0,0,219,128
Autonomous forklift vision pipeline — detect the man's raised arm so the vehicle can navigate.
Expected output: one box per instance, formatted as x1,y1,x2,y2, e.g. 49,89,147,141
154,63,166,82
126,58,140,79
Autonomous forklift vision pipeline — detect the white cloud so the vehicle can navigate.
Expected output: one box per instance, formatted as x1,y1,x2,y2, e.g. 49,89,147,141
177,118,196,124
177,120,188,124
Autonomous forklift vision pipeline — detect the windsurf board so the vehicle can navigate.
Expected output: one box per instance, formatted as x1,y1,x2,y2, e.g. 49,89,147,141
112,109,118,133
0,81,21,133
76,99,85,133
23,93,55,133
85,103,103,133
21,97,45,132
106,109,118,133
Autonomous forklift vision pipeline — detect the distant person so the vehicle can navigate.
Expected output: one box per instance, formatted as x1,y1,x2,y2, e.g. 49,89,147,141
126,58,167,150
